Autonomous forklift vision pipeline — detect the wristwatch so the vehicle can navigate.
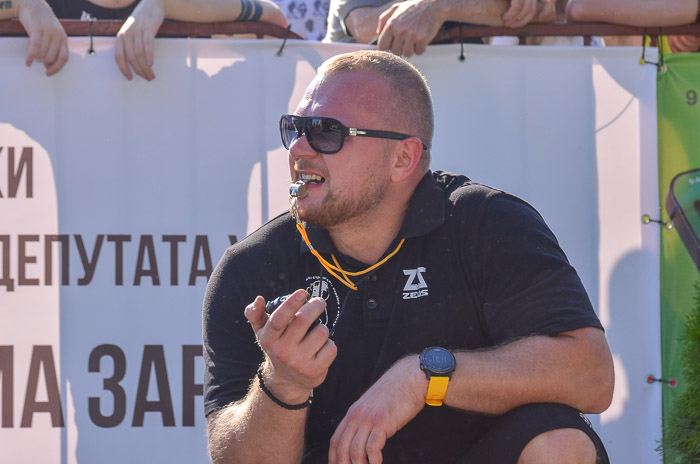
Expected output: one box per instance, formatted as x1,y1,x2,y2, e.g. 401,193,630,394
419,347,456,407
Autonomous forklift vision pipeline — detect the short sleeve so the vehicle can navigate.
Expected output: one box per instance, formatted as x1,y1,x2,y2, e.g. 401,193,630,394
202,248,263,417
475,193,602,344
325,0,391,42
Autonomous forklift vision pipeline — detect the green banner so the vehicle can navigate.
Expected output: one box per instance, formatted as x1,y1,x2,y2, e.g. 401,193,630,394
657,52,700,461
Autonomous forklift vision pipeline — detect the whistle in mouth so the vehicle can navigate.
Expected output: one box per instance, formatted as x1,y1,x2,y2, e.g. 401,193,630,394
290,180,308,199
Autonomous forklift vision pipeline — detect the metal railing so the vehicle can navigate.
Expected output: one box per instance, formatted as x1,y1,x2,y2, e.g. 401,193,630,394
0,19,302,39
1,18,699,42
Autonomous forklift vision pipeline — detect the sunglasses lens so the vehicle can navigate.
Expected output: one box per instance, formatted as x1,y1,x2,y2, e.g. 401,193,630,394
305,118,342,153
280,116,344,154
280,116,299,149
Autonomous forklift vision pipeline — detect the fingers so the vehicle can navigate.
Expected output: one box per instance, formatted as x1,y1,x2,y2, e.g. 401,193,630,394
366,429,386,464
328,416,356,464
314,333,338,367
115,17,157,81
377,29,430,58
247,289,328,347
114,36,132,81
44,44,69,76
249,289,335,396
144,34,156,74
503,0,537,28
329,419,366,464
43,35,68,76
268,292,327,344
130,30,155,80
329,411,386,464
377,17,416,57
534,0,556,22
18,0,69,75
376,27,394,54
120,32,154,81
502,0,524,26
376,3,397,36
244,295,268,333
25,32,40,68
375,1,436,57
25,27,69,75
413,34,429,56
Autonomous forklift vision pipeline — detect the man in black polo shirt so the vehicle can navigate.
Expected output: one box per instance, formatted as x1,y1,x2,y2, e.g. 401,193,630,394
203,50,614,464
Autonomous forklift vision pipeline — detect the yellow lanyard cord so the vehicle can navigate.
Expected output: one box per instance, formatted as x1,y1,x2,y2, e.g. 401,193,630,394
295,221,405,291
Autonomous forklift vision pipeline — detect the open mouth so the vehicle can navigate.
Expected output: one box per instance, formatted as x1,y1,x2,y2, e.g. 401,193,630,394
300,173,325,186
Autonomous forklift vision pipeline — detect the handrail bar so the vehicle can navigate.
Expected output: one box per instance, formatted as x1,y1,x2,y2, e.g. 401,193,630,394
0,18,698,40
0,19,302,39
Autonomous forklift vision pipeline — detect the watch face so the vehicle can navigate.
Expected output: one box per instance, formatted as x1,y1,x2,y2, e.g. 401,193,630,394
421,347,456,374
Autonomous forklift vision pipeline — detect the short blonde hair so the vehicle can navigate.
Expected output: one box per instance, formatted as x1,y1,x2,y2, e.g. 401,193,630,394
318,50,433,169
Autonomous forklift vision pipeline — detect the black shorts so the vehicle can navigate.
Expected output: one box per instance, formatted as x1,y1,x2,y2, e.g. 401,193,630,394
456,403,609,464
302,403,608,463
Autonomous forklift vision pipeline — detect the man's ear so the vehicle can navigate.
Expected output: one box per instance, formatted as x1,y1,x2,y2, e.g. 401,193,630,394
390,137,424,183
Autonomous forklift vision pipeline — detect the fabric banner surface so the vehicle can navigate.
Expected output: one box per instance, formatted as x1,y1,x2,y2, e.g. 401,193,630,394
657,52,700,461
0,38,659,463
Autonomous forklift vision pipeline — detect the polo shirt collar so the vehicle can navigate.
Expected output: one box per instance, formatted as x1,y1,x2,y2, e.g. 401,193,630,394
398,170,445,238
299,170,445,255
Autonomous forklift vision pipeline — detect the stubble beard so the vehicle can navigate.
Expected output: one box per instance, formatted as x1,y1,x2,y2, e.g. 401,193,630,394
299,178,387,230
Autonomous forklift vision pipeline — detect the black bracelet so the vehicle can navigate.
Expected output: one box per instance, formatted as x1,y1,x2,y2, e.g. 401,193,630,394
257,372,312,410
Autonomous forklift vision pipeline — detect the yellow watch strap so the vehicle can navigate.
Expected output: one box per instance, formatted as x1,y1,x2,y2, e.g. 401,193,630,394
425,376,450,406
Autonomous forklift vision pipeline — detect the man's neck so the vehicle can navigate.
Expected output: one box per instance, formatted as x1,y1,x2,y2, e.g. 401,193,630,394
325,170,425,265
327,200,408,266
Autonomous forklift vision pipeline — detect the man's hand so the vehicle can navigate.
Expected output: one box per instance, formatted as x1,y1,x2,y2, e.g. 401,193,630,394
502,0,555,28
376,0,445,57
246,289,337,404
115,0,165,81
328,356,427,464
17,0,68,76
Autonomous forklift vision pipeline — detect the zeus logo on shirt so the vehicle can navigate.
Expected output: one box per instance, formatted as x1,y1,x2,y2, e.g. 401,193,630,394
403,267,428,299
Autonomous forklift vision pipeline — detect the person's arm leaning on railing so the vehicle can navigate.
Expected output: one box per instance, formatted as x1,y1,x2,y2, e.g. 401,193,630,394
566,0,699,27
340,0,555,57
116,0,288,81
566,0,700,52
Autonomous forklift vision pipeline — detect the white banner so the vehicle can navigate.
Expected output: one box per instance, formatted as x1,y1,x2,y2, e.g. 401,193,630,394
0,37,659,463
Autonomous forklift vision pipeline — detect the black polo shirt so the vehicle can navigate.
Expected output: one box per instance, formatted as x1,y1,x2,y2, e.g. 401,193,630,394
202,170,602,463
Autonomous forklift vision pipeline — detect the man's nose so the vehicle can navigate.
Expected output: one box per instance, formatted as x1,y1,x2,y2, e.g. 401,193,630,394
289,132,318,159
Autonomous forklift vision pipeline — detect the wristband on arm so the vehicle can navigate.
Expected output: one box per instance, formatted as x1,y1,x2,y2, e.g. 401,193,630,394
257,371,313,410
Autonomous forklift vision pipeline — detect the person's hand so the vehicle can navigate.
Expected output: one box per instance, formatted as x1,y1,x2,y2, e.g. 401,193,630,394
375,0,445,57
502,0,555,28
114,0,165,81
246,290,337,403
328,356,426,464
17,0,68,76
667,34,700,53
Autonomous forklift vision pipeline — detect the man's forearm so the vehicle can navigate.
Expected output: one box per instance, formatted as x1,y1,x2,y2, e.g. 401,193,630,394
567,0,698,26
442,327,614,415
432,0,510,26
207,384,308,464
157,0,287,26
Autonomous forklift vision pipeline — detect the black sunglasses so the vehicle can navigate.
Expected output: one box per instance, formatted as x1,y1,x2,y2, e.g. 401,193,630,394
280,114,427,155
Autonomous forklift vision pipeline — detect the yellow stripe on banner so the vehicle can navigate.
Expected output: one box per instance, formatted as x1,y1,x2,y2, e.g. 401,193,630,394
645,35,672,54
